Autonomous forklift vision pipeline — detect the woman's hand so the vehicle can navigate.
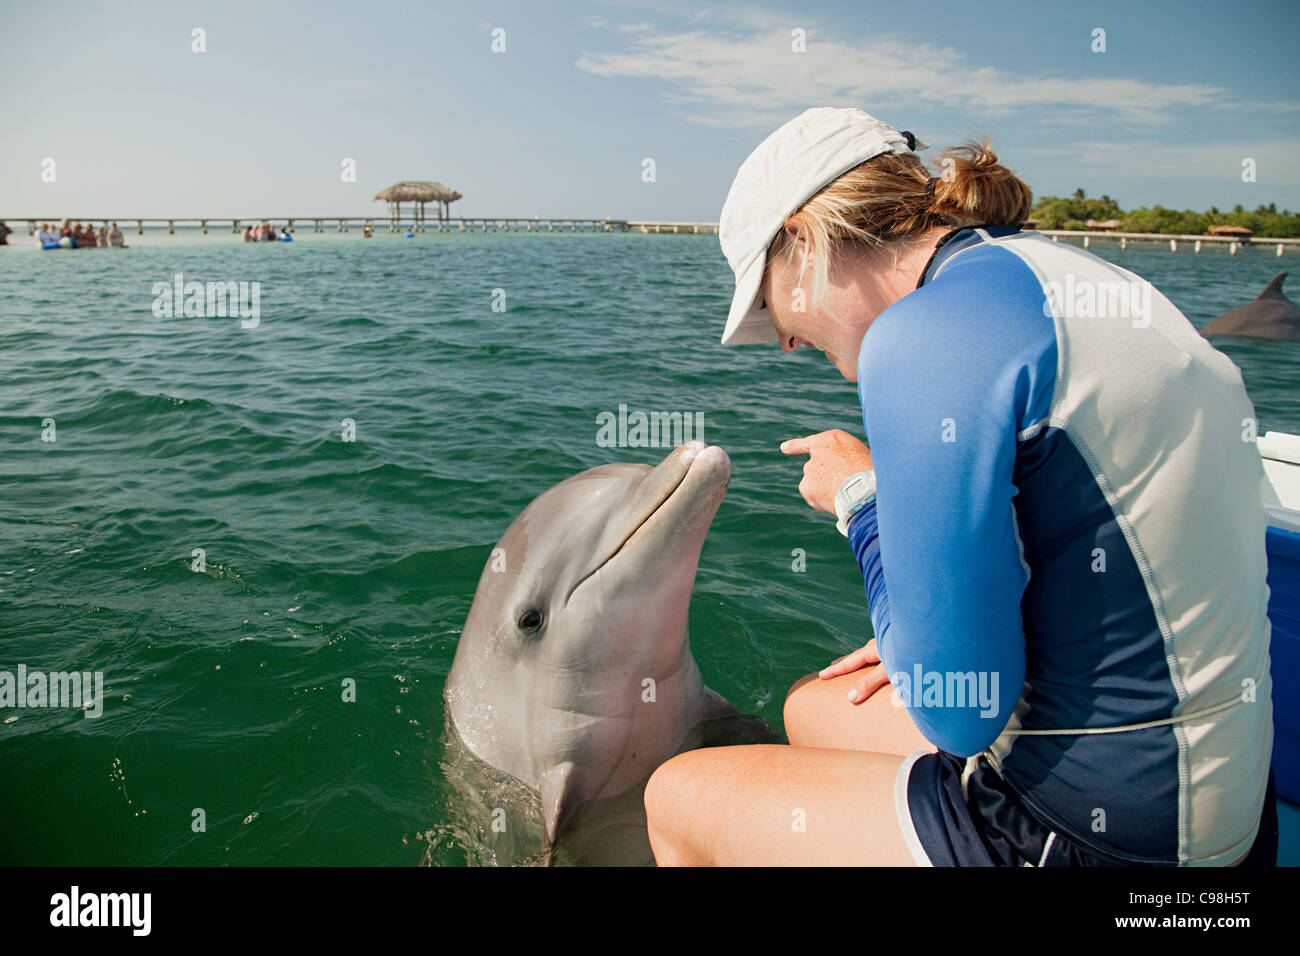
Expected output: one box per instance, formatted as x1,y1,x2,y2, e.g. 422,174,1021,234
819,638,889,704
780,429,874,514
784,430,881,704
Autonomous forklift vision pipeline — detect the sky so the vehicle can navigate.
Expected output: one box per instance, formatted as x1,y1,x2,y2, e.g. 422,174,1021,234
2,0,1298,221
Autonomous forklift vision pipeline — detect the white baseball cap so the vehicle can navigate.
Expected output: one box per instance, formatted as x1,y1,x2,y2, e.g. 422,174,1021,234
718,107,927,345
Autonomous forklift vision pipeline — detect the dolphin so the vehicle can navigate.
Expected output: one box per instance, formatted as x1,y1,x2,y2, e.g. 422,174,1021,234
442,441,777,864
1202,272,1300,342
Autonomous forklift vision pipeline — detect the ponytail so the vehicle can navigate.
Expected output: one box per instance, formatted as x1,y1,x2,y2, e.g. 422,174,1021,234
767,138,1033,312
929,141,1034,229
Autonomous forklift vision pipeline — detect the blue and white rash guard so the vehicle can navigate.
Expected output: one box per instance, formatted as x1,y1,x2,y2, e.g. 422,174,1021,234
847,225,1274,865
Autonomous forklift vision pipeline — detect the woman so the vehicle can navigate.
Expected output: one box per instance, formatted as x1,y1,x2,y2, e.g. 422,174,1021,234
644,107,1277,866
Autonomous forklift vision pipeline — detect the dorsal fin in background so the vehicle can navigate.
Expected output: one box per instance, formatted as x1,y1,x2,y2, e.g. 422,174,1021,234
1258,272,1288,300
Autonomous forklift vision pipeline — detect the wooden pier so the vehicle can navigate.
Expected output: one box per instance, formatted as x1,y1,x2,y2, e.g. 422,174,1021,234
1034,229,1297,256
14,217,719,236
624,221,720,234
9,219,1292,252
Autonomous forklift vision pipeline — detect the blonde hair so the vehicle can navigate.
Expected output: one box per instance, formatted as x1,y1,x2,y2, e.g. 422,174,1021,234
766,140,1033,315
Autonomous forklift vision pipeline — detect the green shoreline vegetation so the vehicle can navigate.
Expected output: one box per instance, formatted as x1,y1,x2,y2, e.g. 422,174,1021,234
1031,189,1300,238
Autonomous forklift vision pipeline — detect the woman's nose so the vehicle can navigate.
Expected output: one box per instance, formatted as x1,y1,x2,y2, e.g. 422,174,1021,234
780,336,802,353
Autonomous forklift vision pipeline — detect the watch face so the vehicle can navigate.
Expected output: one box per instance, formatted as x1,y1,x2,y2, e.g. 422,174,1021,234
845,477,865,498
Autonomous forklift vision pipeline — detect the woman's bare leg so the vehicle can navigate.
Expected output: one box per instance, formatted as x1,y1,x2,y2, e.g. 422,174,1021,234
645,744,918,866
784,669,937,755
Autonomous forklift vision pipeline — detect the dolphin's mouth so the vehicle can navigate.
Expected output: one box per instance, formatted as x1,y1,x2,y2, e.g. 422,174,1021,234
564,442,728,603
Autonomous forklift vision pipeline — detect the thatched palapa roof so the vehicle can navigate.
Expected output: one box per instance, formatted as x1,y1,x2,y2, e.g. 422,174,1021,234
1208,224,1253,237
374,181,461,204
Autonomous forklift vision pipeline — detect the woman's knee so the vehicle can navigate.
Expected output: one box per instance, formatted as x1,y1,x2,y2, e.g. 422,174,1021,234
784,671,832,746
645,750,709,825
784,670,936,755
644,750,712,864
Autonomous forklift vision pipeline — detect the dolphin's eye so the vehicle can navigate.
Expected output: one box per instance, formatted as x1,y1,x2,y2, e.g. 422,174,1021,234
517,608,543,633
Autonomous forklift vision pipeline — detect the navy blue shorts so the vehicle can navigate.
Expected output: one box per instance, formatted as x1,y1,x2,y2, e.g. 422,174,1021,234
895,750,1278,866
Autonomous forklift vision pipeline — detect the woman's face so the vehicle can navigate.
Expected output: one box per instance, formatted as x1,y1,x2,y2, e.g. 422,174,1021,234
760,229,896,383
760,223,941,383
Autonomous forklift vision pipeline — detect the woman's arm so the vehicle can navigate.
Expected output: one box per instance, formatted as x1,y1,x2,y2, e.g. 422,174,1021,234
849,278,1055,756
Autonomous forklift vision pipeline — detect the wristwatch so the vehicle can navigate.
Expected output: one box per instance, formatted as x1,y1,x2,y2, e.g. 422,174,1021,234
834,470,877,536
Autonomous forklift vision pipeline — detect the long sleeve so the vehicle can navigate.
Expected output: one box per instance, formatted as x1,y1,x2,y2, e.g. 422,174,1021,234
847,501,889,651
843,263,1054,757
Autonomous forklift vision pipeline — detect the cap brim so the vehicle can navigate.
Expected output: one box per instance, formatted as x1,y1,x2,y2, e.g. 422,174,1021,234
720,253,778,345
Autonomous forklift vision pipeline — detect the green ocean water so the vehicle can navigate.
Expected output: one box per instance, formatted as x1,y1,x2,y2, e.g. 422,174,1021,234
1,231,1297,865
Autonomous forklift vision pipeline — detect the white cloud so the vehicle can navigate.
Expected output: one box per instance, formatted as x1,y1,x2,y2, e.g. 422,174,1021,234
575,24,1297,129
